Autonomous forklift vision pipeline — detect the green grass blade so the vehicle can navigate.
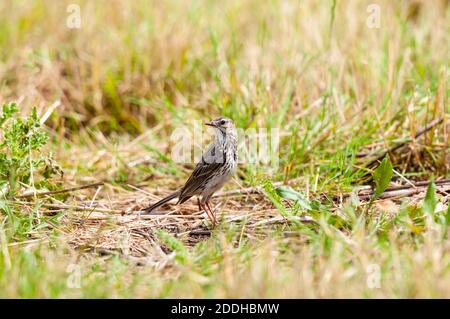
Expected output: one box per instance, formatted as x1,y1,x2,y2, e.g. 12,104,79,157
422,181,437,217
372,156,393,200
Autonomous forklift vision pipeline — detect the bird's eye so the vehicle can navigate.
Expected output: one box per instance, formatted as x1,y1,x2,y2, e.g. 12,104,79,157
220,120,226,125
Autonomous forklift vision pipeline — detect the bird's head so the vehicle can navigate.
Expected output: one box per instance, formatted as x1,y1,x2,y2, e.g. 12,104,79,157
205,117,235,134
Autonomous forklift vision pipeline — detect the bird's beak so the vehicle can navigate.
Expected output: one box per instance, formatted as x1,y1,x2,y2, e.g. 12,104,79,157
205,121,216,127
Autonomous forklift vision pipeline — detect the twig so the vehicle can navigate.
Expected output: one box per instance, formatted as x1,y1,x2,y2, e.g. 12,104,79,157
40,100,61,126
363,117,444,169
384,178,450,191
89,184,103,207
7,238,48,247
16,182,104,199
30,202,122,214
354,179,450,201
189,230,211,236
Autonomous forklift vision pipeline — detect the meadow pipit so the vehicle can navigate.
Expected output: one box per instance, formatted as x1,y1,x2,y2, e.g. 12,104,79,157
142,117,238,225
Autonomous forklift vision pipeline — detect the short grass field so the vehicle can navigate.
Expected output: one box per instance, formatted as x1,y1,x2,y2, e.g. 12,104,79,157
0,0,449,298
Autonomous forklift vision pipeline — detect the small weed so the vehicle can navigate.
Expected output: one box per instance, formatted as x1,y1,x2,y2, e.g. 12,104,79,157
0,102,61,198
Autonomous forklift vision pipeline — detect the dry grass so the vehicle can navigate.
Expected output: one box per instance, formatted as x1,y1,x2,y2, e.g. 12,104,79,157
11,176,450,259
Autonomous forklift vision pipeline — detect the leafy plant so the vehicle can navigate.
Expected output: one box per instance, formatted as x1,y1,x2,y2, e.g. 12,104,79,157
422,181,437,217
262,180,291,218
275,186,312,211
0,102,60,198
422,181,450,228
446,204,450,226
156,230,189,265
372,156,393,200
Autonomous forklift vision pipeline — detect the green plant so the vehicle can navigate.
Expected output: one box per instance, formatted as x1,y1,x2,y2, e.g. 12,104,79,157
422,181,437,217
0,102,60,198
372,156,393,201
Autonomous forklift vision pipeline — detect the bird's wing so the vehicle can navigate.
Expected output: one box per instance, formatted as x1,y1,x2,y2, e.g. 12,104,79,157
179,160,222,199
179,144,224,199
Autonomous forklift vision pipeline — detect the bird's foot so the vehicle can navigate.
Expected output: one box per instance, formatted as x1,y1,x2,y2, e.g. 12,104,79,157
199,202,216,227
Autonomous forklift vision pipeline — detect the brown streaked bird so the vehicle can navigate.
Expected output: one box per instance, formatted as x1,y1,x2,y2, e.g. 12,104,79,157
142,117,238,225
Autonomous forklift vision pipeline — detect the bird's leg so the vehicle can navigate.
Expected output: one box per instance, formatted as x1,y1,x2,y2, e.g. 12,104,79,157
207,204,217,227
199,201,215,225
205,201,218,225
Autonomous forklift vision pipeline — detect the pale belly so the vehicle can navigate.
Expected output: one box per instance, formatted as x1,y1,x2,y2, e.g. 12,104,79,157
200,166,235,201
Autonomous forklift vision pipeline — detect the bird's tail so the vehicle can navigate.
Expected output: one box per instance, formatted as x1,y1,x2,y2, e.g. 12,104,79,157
141,191,180,214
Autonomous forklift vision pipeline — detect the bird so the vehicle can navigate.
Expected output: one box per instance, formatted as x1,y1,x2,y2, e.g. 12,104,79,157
142,117,238,225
